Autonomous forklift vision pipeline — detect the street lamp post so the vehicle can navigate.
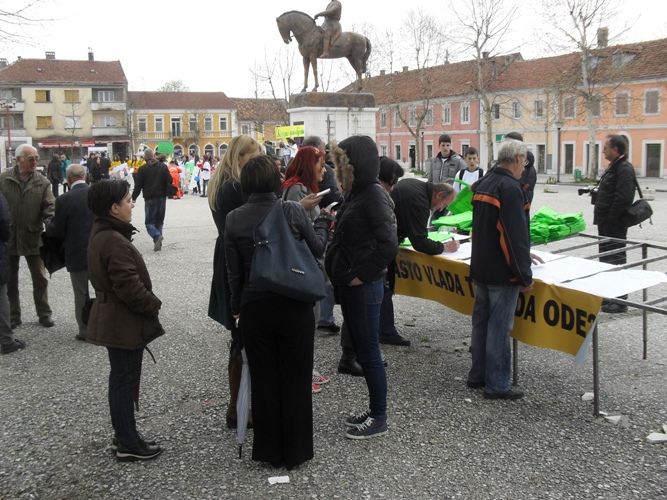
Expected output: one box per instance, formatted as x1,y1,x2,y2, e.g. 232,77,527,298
1,97,17,171
555,120,564,184
420,129,425,171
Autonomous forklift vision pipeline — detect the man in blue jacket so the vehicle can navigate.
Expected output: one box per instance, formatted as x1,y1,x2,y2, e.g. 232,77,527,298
467,139,542,400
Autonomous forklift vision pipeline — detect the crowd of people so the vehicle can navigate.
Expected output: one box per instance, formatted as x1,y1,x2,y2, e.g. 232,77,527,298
0,132,638,468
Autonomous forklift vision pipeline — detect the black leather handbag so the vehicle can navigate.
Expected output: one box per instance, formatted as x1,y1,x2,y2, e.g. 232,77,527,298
620,177,653,227
249,199,326,303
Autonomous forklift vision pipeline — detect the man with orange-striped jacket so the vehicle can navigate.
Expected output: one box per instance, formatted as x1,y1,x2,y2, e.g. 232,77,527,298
466,139,542,401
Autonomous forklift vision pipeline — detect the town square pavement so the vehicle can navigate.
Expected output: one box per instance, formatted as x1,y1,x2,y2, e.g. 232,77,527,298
1,176,666,499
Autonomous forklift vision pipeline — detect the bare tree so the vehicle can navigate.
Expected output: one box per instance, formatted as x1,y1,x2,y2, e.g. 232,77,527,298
157,79,190,92
540,0,631,179
0,0,51,49
450,0,520,167
384,8,449,170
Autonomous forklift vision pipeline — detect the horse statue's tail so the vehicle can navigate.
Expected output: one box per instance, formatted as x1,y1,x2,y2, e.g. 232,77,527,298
362,37,371,74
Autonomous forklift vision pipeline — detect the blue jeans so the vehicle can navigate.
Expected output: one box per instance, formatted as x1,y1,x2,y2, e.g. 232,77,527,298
337,278,386,421
144,197,166,241
318,283,336,326
468,282,520,395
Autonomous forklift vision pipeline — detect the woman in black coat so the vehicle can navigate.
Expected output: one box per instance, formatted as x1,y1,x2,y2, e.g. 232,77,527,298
225,155,333,468
47,154,63,198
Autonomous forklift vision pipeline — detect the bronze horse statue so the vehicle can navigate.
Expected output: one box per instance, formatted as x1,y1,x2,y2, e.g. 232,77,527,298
276,10,371,93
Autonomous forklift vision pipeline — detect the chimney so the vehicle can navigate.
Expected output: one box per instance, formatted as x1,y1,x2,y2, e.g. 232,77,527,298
597,27,609,49
482,51,489,59
402,66,409,72
88,47,94,61
380,69,385,76
0,58,7,68
45,51,55,60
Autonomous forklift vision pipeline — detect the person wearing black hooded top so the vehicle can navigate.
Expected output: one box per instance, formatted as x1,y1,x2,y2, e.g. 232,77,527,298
326,136,398,440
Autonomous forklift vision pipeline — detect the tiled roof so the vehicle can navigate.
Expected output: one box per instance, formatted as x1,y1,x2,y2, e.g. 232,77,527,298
128,91,236,110
344,37,667,101
0,58,127,84
231,97,289,123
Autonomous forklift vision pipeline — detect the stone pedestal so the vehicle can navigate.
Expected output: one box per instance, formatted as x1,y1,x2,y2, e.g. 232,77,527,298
288,92,377,144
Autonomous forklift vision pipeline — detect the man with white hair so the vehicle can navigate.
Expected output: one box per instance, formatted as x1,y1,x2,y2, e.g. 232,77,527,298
466,139,542,400
0,144,56,329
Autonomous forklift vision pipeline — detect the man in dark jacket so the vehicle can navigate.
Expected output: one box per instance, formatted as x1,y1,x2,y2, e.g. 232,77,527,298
467,139,540,400
594,134,636,313
45,164,94,340
379,179,459,346
132,148,172,251
0,144,56,330
99,152,111,179
0,191,26,354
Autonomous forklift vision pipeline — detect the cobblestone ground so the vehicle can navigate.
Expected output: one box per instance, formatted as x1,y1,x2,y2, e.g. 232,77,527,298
1,176,666,499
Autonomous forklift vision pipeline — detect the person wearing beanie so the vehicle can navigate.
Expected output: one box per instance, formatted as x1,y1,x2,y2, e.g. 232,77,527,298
325,136,398,440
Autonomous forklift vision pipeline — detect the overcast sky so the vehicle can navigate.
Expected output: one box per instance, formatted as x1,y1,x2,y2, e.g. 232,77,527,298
3,0,666,98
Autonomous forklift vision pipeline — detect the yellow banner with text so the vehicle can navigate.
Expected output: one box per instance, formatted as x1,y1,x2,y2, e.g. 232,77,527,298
394,248,602,356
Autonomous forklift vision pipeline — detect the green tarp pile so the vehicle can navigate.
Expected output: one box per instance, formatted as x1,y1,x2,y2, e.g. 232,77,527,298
400,230,453,247
529,206,586,243
431,212,473,232
447,181,473,215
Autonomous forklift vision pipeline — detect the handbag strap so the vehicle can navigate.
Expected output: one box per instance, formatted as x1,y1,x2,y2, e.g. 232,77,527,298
633,175,643,199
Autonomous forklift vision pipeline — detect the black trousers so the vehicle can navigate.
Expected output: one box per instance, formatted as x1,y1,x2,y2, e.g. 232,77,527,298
107,347,144,446
597,223,628,266
241,295,314,468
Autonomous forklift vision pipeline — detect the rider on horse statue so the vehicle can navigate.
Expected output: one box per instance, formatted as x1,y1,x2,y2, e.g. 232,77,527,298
314,0,342,58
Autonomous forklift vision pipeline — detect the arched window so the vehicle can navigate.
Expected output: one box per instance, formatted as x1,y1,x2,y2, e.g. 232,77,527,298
204,144,214,157
219,143,228,157
188,144,199,157
173,145,183,157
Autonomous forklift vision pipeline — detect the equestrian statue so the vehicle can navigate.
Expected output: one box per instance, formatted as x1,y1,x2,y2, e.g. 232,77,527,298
276,1,371,93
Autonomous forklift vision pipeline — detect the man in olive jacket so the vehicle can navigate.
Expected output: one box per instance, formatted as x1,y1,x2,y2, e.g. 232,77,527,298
0,144,56,329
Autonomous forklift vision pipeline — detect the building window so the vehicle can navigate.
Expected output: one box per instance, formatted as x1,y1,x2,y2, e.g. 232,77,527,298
219,116,228,131
65,116,81,129
425,106,433,126
615,91,630,116
241,124,250,135
36,116,53,128
100,115,116,127
563,95,576,119
461,102,470,124
155,117,164,132
171,117,181,137
394,108,401,127
220,143,228,157
0,114,23,129
137,116,147,132
644,89,660,115
204,116,213,131
492,103,501,121
380,109,387,128
512,101,522,119
0,90,13,100
534,99,544,119
189,116,198,131
460,141,470,156
394,144,402,161
379,144,387,156
35,90,51,103
97,90,115,102
442,103,451,125
409,107,416,127
590,95,602,117
204,144,214,156
64,90,79,103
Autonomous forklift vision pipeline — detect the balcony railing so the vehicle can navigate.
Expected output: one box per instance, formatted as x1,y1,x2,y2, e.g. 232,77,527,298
92,126,128,137
91,102,127,112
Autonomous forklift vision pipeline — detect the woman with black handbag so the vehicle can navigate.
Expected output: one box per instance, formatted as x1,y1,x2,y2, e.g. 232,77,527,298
225,155,333,469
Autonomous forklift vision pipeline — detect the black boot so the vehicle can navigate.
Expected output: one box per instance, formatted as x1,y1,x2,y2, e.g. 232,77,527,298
116,441,162,461
338,347,364,376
